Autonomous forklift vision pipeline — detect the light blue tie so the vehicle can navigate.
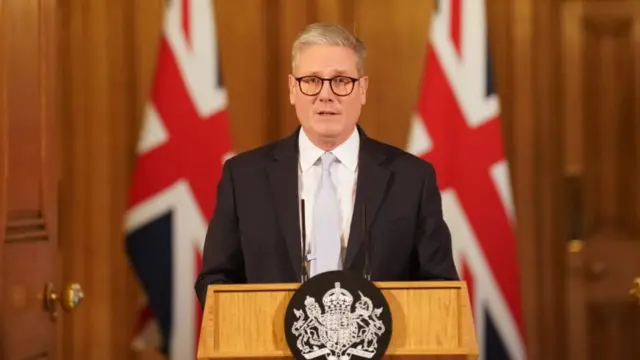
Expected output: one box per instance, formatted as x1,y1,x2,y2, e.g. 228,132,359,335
310,152,342,277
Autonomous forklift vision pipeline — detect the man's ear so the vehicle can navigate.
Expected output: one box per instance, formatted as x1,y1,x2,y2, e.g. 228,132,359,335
288,74,296,105
358,75,369,105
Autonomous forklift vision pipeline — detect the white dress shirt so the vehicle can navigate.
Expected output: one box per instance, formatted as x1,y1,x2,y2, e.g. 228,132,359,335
298,127,359,262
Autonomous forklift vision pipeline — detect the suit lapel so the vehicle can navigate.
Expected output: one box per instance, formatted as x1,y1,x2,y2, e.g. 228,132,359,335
344,134,391,269
266,131,303,280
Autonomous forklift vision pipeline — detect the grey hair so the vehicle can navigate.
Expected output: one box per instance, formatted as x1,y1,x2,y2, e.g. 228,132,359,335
291,22,366,76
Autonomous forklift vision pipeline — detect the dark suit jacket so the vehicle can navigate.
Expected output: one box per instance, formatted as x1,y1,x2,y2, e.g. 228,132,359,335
195,126,459,306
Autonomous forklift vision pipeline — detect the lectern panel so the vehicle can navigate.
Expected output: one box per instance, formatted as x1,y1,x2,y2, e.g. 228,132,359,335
382,288,460,350
197,282,478,360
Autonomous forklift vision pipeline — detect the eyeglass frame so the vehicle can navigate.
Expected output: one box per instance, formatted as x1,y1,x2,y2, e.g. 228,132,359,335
293,75,361,97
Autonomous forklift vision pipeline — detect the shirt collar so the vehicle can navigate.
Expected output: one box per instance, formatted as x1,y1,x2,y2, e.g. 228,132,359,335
298,127,360,172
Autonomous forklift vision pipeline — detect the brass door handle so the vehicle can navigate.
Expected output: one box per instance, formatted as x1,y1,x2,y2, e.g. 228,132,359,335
43,282,84,320
630,278,640,305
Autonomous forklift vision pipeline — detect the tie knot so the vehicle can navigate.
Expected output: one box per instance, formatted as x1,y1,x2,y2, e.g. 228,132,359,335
320,152,337,171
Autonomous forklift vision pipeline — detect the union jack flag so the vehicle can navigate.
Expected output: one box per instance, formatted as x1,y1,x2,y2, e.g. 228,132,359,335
406,1,526,359
124,0,233,358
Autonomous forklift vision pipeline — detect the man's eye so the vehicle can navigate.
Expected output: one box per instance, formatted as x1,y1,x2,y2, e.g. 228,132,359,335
334,77,350,84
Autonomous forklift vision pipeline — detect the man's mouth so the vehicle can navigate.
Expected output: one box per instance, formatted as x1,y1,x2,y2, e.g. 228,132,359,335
317,110,338,116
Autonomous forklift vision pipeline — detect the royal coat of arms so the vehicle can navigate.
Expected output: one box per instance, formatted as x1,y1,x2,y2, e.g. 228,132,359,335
290,282,386,360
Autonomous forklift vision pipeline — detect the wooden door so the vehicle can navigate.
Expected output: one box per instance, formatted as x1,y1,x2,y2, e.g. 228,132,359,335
562,1,640,359
0,0,82,359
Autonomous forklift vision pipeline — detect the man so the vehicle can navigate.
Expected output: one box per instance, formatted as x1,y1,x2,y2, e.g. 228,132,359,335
195,22,458,307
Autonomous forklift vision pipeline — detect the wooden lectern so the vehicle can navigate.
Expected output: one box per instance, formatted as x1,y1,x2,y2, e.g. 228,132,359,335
197,281,478,360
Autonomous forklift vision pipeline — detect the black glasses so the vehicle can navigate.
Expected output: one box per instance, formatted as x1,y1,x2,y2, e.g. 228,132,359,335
294,75,360,96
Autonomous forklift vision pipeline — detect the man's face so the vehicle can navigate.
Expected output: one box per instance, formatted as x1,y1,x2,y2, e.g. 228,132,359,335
289,44,368,145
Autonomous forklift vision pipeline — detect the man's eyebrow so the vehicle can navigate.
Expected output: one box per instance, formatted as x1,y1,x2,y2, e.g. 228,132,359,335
300,69,352,77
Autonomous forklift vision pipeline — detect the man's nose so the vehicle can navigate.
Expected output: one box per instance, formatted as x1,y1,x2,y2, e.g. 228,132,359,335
317,80,334,101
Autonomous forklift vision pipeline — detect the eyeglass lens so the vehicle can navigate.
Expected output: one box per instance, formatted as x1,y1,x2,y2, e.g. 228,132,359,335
298,76,356,96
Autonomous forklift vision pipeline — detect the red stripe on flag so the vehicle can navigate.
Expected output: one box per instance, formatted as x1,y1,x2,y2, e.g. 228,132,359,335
132,304,155,338
181,0,191,47
450,0,462,56
128,37,231,219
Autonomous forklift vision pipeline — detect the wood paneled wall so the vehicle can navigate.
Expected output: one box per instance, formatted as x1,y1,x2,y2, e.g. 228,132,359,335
57,0,558,359
59,0,146,358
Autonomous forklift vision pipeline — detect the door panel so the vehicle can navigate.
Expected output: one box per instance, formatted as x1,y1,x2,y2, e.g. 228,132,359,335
562,1,640,359
1,0,64,359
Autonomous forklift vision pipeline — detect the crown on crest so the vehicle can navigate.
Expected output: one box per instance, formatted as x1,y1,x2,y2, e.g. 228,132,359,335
322,282,353,311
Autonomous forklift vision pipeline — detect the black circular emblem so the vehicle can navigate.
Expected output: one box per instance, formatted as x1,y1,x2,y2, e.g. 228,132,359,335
284,270,392,360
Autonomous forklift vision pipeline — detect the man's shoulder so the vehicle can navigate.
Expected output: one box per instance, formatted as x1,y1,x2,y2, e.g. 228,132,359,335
365,136,436,176
223,136,288,172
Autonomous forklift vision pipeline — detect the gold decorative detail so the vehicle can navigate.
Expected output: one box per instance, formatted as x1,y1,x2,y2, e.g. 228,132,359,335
568,239,584,253
630,278,640,306
43,282,84,321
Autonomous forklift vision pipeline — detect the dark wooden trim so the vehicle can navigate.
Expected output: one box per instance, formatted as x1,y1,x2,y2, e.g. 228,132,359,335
0,0,6,345
561,3,588,359
534,0,566,359
265,0,282,139
507,0,540,358
342,0,356,34
5,211,48,243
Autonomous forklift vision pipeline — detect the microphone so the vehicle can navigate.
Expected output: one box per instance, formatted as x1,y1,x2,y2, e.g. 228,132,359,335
362,203,371,281
300,199,309,282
